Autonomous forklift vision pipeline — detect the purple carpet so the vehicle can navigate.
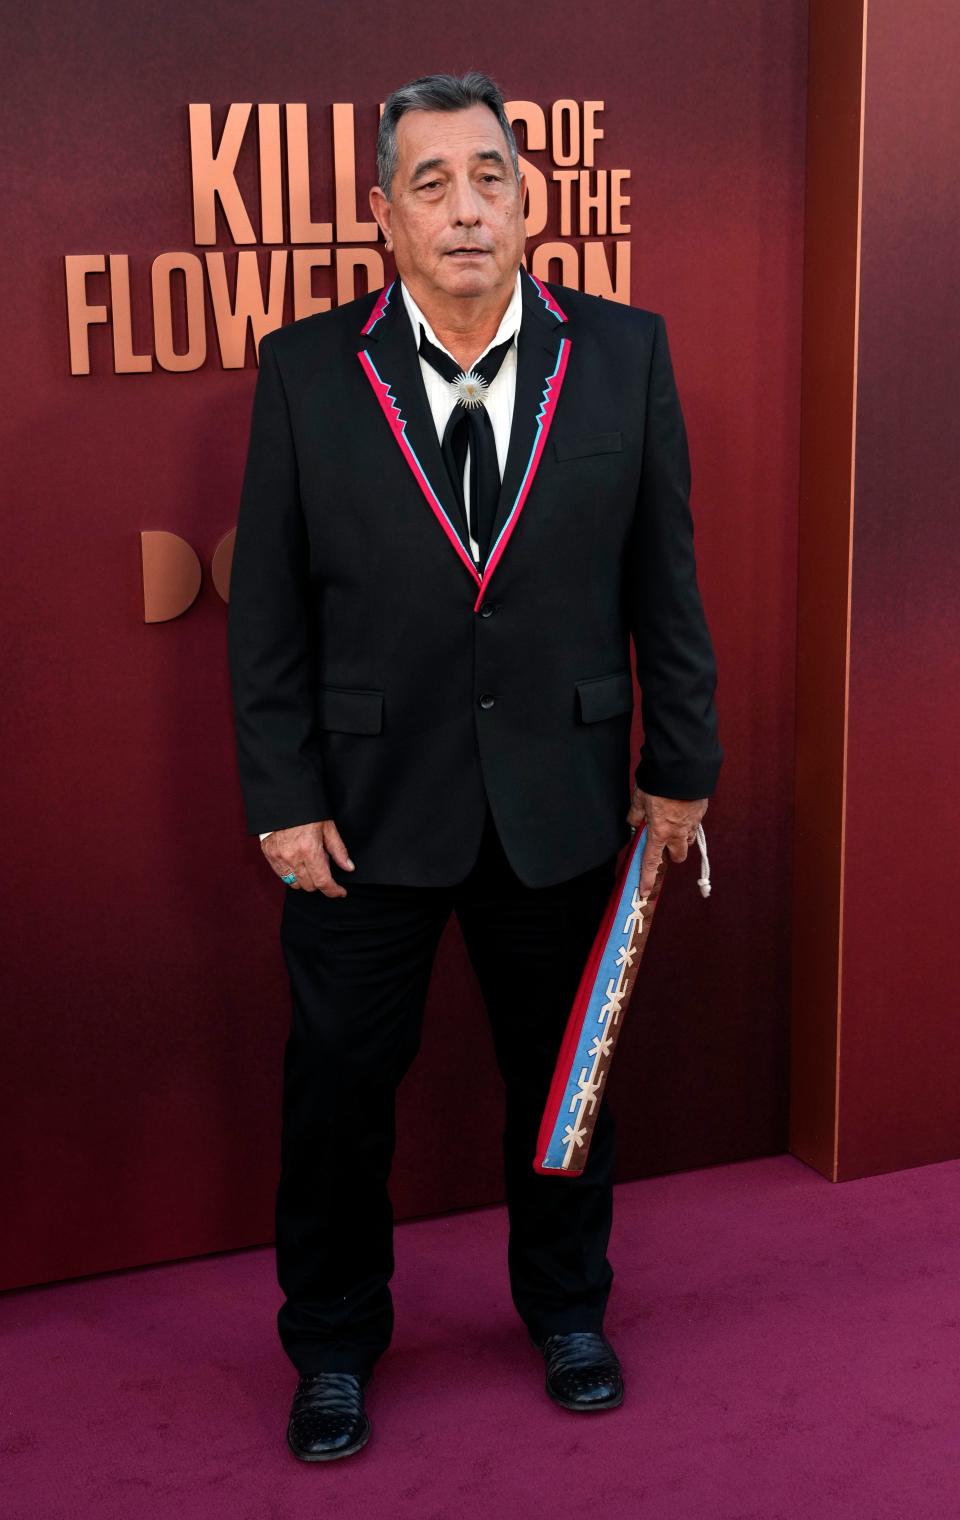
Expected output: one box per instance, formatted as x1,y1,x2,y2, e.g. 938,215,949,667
3,1153,959,1519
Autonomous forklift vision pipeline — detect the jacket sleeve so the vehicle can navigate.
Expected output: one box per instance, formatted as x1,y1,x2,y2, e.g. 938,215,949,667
625,313,723,800
226,332,330,835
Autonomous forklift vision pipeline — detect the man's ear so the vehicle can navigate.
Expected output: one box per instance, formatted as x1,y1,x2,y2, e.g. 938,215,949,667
369,185,392,248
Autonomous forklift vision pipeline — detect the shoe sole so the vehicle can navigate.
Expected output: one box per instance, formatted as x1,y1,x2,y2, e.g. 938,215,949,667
287,1415,372,1462
547,1385,624,1412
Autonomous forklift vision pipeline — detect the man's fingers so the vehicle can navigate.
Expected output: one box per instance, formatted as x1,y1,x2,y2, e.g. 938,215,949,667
625,785,646,828
631,790,708,894
268,847,347,898
261,819,352,897
300,850,348,897
639,838,666,898
304,822,352,896
263,847,302,888
298,870,347,899
640,830,699,895
322,821,355,871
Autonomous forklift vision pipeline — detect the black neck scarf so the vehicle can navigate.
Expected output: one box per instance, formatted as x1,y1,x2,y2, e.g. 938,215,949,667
417,324,515,567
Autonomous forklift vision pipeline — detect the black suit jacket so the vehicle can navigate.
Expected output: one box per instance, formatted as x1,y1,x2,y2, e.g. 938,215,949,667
226,268,722,888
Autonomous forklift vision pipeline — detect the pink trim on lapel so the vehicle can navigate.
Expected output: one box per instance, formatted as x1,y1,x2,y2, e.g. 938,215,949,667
361,282,394,336
472,336,571,613
358,348,482,587
527,271,568,324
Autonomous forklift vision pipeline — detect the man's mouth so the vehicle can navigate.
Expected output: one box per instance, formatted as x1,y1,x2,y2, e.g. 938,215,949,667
445,247,490,257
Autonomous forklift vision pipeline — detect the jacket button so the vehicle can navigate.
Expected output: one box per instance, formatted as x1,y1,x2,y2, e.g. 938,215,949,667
478,692,495,709
479,602,495,617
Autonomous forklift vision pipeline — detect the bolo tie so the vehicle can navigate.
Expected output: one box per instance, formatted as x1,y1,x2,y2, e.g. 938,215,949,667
417,324,515,567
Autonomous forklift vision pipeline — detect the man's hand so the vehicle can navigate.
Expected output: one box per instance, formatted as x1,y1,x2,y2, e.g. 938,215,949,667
261,820,356,898
626,787,708,899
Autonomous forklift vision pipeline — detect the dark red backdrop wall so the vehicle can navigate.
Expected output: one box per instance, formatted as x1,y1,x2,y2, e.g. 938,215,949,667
0,1,808,1289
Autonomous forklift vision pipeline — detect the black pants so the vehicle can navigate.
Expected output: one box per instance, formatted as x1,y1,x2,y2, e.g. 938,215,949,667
275,801,621,1378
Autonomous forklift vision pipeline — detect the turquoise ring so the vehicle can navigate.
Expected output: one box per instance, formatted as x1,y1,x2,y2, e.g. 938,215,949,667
281,871,297,885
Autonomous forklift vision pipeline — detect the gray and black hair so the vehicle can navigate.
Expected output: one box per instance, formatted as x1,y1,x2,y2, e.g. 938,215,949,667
376,71,521,199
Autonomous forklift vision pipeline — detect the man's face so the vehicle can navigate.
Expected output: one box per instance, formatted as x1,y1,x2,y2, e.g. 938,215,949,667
370,103,527,304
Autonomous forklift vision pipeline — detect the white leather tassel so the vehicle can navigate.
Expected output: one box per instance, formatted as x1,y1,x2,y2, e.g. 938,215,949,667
695,823,711,897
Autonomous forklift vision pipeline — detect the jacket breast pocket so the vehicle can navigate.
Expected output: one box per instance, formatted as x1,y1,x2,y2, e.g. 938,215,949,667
575,669,634,723
553,430,623,463
315,685,384,734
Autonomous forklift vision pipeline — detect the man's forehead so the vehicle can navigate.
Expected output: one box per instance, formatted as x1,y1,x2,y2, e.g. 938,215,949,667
394,103,506,164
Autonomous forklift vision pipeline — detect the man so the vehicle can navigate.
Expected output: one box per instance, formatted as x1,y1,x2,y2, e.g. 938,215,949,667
227,71,722,1463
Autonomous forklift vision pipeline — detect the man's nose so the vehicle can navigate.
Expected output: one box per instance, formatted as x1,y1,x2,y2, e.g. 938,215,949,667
448,177,483,226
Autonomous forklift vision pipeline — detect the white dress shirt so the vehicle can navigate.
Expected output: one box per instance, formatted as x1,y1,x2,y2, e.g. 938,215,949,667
259,271,524,841
399,270,522,565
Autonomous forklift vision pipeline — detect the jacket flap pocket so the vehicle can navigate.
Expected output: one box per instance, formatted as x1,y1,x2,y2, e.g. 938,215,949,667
553,430,623,462
575,668,634,723
316,685,383,734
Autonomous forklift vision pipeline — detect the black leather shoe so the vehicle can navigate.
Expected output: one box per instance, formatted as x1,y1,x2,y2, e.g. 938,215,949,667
286,1372,371,1461
532,1330,624,1411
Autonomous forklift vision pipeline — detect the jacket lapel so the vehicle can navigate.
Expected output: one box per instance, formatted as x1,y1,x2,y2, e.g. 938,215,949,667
356,280,480,587
355,269,571,607
475,269,570,611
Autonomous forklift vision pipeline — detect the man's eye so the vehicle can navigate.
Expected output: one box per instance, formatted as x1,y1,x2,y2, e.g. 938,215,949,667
418,180,442,191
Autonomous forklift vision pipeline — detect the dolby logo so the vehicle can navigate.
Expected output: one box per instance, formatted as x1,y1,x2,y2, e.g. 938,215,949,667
140,529,235,621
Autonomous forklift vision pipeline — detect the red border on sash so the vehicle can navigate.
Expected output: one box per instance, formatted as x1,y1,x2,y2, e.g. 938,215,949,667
532,826,646,1176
